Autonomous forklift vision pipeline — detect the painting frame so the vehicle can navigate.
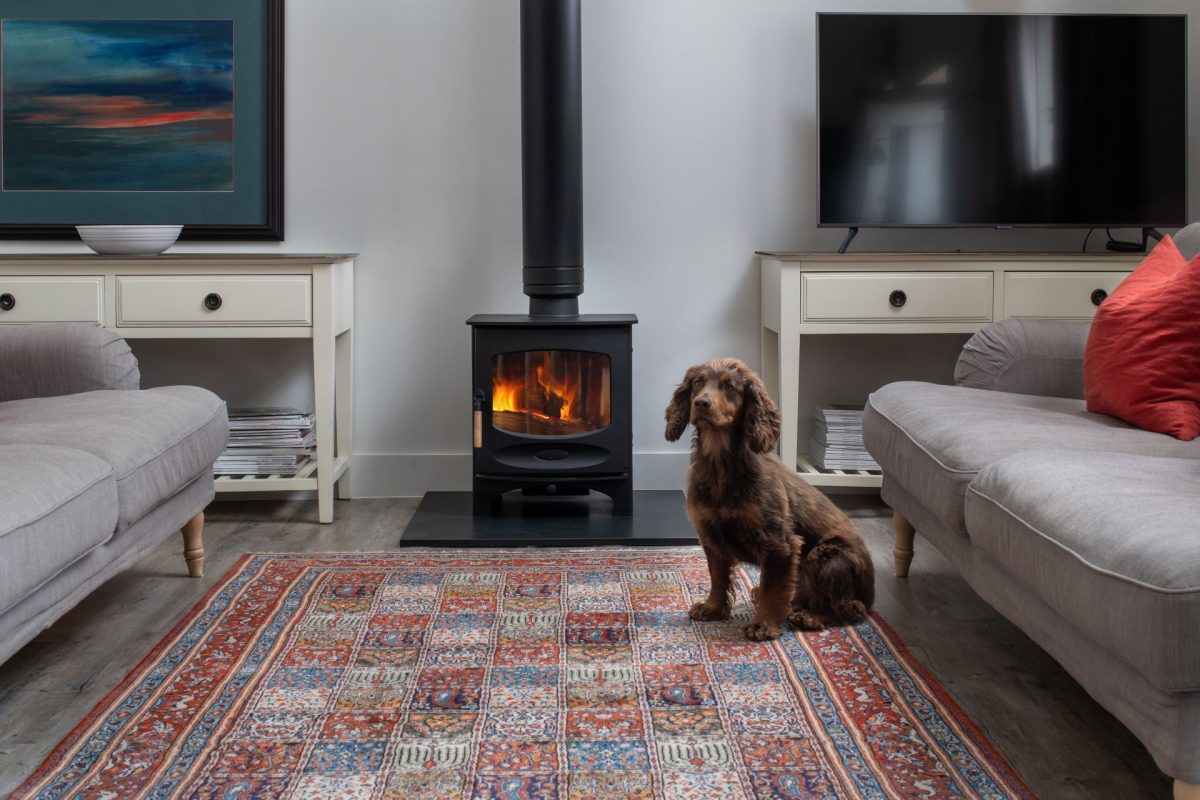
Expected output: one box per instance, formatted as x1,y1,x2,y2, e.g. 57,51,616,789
0,0,283,241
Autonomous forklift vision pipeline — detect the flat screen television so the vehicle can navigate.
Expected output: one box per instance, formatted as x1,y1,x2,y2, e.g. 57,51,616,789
817,14,1188,230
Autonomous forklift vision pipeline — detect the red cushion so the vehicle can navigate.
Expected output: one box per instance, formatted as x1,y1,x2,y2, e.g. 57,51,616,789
1084,236,1200,441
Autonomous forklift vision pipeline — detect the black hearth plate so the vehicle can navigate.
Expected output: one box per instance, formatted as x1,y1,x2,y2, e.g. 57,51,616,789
400,490,698,548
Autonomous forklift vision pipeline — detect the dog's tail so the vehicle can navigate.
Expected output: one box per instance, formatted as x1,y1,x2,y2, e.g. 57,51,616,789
808,542,873,623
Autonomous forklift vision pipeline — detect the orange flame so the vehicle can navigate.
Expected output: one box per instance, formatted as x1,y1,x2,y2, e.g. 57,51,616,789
492,379,523,415
492,355,579,421
536,365,576,420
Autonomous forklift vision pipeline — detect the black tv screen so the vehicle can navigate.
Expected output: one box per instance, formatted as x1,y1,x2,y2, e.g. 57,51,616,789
818,14,1187,228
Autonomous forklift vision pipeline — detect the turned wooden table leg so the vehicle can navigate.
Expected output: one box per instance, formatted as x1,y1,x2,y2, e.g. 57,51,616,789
181,512,205,578
1176,780,1200,800
893,512,916,578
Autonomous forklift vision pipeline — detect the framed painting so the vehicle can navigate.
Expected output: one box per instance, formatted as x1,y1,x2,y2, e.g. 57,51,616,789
0,0,283,240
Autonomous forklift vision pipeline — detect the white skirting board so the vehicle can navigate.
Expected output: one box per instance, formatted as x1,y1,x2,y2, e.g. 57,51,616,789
345,451,693,498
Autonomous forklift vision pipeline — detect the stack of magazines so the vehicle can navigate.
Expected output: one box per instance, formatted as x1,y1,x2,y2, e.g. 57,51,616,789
214,407,316,477
810,405,881,471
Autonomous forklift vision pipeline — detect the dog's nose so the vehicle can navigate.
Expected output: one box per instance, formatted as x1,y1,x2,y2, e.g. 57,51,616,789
694,396,711,410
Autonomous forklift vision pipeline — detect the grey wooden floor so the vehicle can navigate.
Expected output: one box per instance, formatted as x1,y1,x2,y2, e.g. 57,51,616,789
0,496,1169,799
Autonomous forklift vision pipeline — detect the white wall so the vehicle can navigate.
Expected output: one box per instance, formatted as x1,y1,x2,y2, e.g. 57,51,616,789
6,0,1198,496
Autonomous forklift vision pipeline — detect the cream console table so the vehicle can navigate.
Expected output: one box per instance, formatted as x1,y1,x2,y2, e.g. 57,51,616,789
759,251,1141,489
0,254,355,523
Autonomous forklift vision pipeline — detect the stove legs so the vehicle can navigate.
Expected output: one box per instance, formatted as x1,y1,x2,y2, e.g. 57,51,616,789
608,478,634,516
473,491,503,516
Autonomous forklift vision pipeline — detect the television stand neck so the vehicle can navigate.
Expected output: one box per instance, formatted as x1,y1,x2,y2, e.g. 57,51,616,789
837,227,859,254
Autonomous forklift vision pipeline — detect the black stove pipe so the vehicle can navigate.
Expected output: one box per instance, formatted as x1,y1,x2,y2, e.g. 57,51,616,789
521,0,583,317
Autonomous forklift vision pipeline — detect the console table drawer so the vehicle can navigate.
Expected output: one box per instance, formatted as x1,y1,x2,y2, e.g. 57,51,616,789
0,276,103,324
117,276,312,326
1004,272,1131,319
801,272,993,322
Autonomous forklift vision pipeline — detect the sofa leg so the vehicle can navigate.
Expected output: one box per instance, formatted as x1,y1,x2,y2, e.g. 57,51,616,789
1176,780,1200,800
181,512,205,578
893,512,916,578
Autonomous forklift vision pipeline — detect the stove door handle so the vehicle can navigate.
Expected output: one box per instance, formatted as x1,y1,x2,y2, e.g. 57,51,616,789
473,390,485,448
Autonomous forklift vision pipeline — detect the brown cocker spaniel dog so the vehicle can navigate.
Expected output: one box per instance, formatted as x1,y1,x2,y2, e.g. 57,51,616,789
665,358,875,641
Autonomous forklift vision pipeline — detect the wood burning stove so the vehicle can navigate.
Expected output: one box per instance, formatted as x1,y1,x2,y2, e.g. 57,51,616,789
464,0,636,516
403,0,689,545
468,314,635,516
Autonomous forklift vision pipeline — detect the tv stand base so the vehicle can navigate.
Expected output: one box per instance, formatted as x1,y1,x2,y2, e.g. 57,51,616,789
1106,227,1164,253
837,227,859,254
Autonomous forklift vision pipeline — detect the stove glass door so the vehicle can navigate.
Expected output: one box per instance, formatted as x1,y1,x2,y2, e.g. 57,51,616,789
491,350,611,436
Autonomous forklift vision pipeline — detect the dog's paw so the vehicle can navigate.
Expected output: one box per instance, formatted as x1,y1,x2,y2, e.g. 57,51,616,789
788,609,826,631
742,620,782,641
688,601,731,622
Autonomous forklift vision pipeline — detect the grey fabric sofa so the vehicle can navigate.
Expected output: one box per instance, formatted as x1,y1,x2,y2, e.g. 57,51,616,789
0,324,228,665
862,224,1200,797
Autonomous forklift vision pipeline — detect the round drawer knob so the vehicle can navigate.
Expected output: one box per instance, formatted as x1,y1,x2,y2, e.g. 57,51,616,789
203,292,223,311
0,293,14,312
889,289,907,308
1090,288,1108,307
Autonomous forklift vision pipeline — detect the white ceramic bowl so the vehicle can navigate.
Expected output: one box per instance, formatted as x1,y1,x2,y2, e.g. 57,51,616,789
76,225,183,256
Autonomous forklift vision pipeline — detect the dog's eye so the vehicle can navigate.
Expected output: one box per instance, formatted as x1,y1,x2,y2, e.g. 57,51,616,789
692,378,704,388
725,383,738,394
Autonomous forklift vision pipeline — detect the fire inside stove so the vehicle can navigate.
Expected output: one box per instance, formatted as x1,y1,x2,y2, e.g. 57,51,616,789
492,350,611,436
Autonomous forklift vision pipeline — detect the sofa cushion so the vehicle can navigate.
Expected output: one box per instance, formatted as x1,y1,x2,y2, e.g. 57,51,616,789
1084,236,1200,440
967,451,1200,692
864,381,1200,536
0,387,227,529
0,444,118,615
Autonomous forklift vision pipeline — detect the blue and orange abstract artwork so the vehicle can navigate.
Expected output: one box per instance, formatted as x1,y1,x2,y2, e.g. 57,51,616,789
2,20,233,191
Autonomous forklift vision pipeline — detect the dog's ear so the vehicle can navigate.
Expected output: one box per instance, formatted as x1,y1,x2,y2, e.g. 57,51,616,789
742,367,781,453
665,366,700,441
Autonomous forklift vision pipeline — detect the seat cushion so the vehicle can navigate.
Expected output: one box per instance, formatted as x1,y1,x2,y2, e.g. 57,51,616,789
863,381,1200,536
0,387,227,529
0,444,118,615
967,451,1200,692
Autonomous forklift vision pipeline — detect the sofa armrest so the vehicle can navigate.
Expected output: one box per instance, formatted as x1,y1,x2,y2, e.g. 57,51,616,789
1174,221,1200,260
954,318,1090,399
0,324,140,402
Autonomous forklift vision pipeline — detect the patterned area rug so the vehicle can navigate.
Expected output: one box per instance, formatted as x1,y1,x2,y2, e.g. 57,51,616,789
12,550,1035,799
